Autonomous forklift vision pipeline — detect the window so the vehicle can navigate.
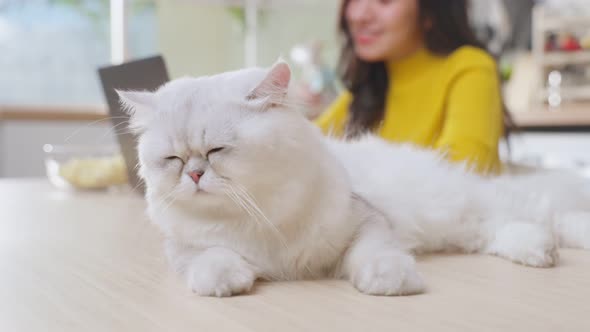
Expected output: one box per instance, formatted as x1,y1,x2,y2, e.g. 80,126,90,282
0,0,157,106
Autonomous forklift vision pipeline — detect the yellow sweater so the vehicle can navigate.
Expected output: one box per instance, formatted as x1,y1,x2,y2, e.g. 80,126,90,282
316,46,503,175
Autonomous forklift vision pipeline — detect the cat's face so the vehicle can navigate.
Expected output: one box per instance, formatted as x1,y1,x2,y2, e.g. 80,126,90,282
118,62,306,212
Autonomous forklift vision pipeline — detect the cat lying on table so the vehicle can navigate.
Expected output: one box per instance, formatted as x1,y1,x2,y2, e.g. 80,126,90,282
117,61,590,297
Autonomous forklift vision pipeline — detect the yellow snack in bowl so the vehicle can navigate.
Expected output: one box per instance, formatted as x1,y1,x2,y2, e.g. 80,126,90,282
58,155,129,189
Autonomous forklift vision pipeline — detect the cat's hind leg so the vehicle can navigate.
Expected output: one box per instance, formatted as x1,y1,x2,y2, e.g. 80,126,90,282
555,211,590,250
484,222,559,268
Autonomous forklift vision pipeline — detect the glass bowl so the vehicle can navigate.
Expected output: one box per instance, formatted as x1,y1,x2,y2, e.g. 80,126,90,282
43,144,129,191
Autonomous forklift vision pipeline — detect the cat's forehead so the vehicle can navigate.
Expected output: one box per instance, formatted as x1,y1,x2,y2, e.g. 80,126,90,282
147,69,269,142
155,67,267,108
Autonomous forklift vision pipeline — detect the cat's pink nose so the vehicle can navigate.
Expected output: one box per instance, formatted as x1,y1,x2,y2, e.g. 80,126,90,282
187,170,203,184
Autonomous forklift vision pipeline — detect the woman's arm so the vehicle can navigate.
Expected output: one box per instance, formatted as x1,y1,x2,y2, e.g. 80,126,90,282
435,67,504,175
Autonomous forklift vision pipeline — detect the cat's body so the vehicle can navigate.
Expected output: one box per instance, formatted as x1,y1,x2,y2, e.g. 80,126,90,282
328,136,590,255
119,62,590,297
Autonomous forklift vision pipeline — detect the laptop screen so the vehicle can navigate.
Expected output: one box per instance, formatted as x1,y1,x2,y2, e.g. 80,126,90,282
97,55,170,195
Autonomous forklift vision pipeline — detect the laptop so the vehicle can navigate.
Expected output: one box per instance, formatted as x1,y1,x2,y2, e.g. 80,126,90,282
97,55,170,194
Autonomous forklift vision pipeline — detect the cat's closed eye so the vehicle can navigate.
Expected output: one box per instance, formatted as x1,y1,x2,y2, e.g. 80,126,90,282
206,147,225,159
164,156,184,163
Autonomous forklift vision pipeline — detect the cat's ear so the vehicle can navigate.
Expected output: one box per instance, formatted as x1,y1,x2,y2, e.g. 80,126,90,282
246,60,291,109
116,90,156,133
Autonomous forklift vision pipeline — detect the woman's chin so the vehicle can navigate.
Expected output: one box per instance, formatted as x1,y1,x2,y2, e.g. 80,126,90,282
354,47,388,62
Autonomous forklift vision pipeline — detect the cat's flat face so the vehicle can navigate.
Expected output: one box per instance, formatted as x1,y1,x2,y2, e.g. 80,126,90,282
119,62,303,212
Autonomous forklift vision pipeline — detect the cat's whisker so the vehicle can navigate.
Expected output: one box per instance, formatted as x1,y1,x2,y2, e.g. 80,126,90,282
232,183,272,224
155,192,184,218
155,189,176,205
109,124,137,137
64,116,130,142
220,180,276,241
152,195,174,213
160,193,181,215
223,188,257,223
107,120,132,134
228,182,265,221
231,182,290,250
129,178,145,193
110,130,137,138
94,120,134,143
222,183,260,226
220,183,243,209
230,181,316,279
109,119,131,132
153,187,182,213
222,184,289,281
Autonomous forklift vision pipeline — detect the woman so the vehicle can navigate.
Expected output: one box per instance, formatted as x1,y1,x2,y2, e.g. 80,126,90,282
316,0,507,175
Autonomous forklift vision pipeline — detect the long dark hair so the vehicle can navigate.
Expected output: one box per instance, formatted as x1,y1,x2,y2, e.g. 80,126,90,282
339,0,513,137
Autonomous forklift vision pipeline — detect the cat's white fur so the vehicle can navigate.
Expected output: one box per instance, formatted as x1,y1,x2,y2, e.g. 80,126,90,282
118,61,590,297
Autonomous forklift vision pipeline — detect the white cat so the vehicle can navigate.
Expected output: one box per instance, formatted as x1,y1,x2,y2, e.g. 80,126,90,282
118,61,590,297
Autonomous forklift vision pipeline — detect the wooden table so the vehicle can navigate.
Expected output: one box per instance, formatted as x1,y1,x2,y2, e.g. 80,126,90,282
1,179,589,332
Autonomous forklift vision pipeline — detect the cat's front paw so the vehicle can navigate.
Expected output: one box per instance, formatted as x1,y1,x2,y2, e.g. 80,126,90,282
186,249,256,297
352,250,425,296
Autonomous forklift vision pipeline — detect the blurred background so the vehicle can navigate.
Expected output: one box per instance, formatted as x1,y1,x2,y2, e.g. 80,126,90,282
1,0,590,182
